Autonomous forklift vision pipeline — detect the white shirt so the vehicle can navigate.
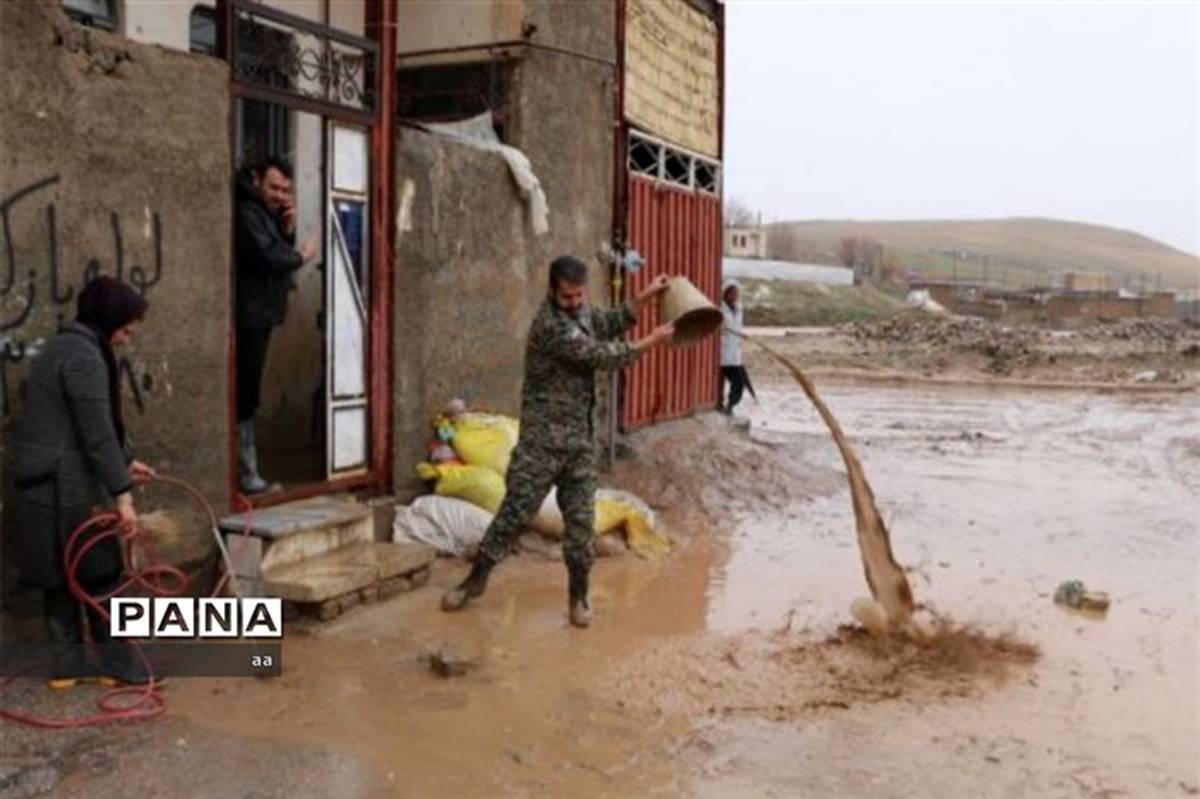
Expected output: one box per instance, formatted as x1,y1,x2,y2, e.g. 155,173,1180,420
720,301,743,367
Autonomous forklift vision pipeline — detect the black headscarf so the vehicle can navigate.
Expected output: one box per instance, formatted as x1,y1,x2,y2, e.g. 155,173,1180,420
75,277,149,446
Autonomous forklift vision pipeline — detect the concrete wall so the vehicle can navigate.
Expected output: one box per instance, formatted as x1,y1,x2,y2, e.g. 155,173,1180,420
123,0,364,52
508,0,615,286
1048,292,1178,322
396,0,525,65
508,0,618,451
392,129,538,484
1061,272,1110,293
392,0,618,490
1,5,231,590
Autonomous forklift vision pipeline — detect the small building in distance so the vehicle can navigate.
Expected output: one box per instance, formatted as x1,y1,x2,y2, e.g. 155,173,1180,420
725,223,768,259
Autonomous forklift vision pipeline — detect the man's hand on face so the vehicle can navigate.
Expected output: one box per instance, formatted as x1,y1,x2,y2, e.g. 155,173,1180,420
281,199,297,235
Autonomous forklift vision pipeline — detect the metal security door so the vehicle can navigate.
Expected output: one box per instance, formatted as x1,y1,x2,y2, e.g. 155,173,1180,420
325,122,370,477
620,130,723,431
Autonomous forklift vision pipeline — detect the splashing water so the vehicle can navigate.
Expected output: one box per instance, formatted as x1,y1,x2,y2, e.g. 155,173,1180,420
736,331,915,627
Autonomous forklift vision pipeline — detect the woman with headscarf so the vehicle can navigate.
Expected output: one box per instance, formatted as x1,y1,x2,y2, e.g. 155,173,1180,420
13,276,156,687
720,279,748,414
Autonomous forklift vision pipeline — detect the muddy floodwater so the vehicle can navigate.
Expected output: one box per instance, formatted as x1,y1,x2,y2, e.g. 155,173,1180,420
691,383,1199,798
27,381,1199,798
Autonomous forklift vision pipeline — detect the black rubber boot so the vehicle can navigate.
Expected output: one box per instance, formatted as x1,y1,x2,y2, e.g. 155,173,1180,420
45,617,86,689
567,561,591,629
44,589,86,688
90,615,155,687
440,556,496,612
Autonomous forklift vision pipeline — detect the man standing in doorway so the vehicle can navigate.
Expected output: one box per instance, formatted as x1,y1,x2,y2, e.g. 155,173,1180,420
234,157,318,494
441,256,676,628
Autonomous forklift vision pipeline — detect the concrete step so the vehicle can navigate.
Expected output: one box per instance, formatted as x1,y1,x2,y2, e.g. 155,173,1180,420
261,541,436,603
219,495,370,540
219,496,374,581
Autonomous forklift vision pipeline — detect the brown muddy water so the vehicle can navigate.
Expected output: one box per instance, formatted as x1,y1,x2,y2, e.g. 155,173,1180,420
162,383,1199,797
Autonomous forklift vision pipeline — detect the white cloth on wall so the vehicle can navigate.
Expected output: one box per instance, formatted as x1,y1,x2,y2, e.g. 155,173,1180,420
421,113,550,236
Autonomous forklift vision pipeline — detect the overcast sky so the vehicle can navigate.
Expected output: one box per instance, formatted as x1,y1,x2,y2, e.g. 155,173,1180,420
723,1,1200,254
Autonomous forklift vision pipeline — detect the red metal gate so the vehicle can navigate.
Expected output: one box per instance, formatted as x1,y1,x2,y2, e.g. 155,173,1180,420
620,175,722,430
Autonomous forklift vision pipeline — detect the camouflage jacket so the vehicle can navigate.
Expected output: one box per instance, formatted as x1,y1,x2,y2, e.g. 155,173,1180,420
517,297,640,451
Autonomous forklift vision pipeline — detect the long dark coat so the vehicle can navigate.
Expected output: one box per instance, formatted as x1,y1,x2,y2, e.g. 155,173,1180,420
13,323,131,588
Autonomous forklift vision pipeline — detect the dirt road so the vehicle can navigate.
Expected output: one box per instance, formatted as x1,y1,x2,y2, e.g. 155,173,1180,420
3,381,1197,798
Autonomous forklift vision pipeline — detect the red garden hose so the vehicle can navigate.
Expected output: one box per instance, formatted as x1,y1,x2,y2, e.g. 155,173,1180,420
0,477,254,728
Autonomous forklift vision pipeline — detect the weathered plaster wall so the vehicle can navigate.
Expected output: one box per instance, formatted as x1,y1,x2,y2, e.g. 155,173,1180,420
391,1,619,492
1,5,231,592
512,0,619,458
396,0,525,64
392,129,536,486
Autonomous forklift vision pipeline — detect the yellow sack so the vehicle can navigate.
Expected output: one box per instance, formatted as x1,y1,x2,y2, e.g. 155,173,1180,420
595,494,672,558
623,513,672,558
536,488,672,558
447,413,520,476
415,462,506,515
594,497,632,534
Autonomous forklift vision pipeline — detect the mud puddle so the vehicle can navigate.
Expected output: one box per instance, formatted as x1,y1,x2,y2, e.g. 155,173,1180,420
44,382,1198,798
677,381,1199,797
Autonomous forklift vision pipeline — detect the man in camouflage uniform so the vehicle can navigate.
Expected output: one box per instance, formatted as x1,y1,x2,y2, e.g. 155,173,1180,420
441,255,675,627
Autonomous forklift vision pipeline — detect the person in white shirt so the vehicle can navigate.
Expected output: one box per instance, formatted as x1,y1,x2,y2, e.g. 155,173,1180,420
719,279,747,414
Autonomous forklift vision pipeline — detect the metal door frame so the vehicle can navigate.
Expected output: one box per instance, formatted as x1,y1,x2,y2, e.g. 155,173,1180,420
325,121,371,479
218,0,396,508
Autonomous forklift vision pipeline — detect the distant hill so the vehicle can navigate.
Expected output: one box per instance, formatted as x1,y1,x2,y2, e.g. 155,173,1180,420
765,218,1200,291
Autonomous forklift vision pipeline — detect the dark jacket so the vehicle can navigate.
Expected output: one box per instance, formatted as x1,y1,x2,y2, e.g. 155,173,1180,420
235,176,304,329
14,323,131,587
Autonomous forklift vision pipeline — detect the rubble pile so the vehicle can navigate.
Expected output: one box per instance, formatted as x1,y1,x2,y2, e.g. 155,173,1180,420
1074,318,1195,347
843,316,1042,374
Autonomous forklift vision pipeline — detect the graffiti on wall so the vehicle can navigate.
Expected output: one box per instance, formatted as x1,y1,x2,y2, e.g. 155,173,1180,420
1,175,165,418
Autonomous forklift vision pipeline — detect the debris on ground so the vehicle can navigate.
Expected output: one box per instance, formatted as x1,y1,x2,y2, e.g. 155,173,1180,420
1053,580,1112,613
425,646,477,678
844,316,1195,352
745,313,1200,386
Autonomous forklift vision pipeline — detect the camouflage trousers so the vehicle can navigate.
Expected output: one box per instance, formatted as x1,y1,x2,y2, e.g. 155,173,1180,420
478,439,596,570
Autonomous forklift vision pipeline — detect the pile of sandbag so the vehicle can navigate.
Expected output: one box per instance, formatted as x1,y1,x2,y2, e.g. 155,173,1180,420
395,404,670,558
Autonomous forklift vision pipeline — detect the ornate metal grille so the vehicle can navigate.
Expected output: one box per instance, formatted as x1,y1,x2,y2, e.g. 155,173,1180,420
229,0,378,121
628,130,722,196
